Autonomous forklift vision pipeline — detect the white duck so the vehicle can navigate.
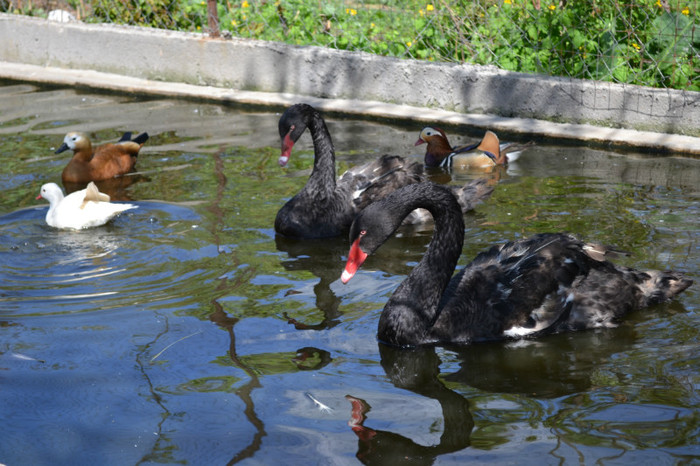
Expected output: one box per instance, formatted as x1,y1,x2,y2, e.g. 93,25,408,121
37,182,136,229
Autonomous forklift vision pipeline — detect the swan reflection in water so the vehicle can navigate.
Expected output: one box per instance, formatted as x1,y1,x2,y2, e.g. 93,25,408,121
346,344,474,465
275,235,349,331
444,324,641,398
345,324,644,464
275,233,431,332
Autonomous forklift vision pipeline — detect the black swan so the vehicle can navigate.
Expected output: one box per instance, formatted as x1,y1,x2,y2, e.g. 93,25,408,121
341,182,692,347
275,103,494,239
415,127,533,169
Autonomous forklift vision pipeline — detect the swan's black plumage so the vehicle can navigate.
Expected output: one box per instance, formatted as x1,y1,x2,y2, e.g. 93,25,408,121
342,183,692,347
275,103,493,239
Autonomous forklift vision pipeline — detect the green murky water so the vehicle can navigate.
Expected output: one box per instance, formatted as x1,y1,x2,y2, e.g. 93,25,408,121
0,81,698,464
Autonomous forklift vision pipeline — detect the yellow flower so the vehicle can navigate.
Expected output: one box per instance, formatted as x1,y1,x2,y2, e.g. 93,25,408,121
426,4,434,11
242,0,249,7
504,0,512,4
682,6,690,15
370,22,375,28
406,41,412,47
345,8,357,15
231,19,237,26
655,0,662,7
631,42,641,51
419,9,425,16
548,4,556,10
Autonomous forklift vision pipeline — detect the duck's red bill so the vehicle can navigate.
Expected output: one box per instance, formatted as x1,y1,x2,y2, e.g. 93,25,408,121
341,238,368,284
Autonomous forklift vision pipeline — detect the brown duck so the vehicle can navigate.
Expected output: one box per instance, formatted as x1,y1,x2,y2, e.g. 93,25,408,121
57,131,149,184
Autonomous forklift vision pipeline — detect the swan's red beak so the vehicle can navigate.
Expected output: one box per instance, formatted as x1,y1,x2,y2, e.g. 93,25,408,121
414,138,425,147
341,238,368,284
36,194,43,200
279,132,294,167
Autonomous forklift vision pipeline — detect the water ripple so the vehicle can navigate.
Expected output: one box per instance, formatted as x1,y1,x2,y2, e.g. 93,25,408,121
0,201,218,317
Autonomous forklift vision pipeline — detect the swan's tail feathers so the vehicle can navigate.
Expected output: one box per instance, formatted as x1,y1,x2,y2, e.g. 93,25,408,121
344,155,424,210
450,178,494,213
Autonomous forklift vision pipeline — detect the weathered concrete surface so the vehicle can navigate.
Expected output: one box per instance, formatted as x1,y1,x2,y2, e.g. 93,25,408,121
1,13,698,154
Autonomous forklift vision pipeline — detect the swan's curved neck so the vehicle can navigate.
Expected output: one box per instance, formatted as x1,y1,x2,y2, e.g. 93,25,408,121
306,112,337,192
379,186,465,346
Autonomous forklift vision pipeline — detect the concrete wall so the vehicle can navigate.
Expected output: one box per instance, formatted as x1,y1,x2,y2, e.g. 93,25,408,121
1,13,698,154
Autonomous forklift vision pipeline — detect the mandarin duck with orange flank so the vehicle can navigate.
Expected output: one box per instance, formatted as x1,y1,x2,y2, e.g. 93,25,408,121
415,127,533,170
57,131,149,184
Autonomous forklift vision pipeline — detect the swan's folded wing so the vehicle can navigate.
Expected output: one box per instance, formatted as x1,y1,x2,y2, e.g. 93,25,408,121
437,233,593,341
340,155,424,210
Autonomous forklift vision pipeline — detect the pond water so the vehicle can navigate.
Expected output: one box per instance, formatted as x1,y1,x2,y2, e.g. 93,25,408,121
0,81,698,465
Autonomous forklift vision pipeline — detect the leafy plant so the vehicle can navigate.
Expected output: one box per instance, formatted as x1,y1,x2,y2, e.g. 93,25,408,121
3,0,698,91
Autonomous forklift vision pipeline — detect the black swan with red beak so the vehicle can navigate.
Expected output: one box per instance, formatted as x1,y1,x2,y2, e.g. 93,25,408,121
341,182,692,347
275,104,493,239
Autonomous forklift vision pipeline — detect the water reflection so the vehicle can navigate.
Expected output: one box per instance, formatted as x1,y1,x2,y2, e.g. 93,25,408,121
209,301,266,464
275,235,348,331
444,326,640,398
209,300,333,464
0,83,697,464
0,200,210,317
347,344,474,465
275,230,440,331
343,325,649,463
62,173,150,199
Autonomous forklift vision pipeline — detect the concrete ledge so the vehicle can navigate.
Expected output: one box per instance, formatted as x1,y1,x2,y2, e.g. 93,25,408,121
1,13,699,155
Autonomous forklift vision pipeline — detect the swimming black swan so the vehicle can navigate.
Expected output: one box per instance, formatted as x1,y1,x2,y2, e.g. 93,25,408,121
275,103,494,239
341,183,692,347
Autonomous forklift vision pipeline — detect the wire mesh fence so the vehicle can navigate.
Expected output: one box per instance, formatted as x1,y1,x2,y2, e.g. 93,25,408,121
3,0,699,91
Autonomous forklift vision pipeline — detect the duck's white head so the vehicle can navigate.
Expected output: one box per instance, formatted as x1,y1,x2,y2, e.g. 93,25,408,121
55,132,89,154
37,183,65,205
415,127,447,146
